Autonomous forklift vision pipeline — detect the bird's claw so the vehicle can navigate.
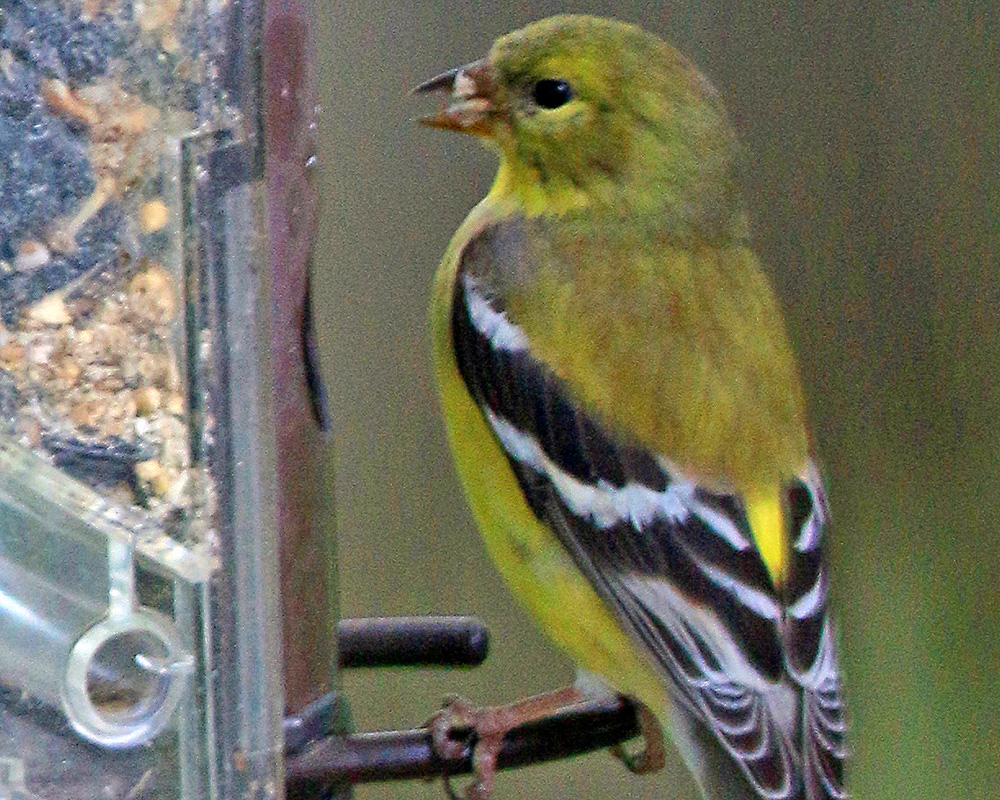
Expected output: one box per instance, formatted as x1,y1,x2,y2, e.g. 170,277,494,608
425,695,504,799
427,695,478,764
425,687,584,799
611,700,666,775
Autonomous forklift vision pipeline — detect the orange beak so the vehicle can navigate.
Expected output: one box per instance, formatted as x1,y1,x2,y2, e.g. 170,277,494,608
413,59,496,137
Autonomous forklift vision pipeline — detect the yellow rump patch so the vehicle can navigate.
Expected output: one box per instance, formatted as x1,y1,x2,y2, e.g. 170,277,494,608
744,486,787,585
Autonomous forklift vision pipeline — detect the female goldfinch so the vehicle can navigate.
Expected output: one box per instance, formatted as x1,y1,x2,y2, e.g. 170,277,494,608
418,15,846,800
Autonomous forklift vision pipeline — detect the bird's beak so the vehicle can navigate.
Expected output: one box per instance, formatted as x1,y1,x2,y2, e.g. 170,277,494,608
413,59,495,137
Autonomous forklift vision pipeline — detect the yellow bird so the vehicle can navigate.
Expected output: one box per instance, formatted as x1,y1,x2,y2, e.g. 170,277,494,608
417,15,846,800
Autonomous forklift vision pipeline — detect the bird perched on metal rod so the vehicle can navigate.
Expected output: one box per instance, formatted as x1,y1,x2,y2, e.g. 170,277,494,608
416,14,847,800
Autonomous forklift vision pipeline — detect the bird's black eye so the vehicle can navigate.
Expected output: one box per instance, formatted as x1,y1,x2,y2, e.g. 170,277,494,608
531,79,573,109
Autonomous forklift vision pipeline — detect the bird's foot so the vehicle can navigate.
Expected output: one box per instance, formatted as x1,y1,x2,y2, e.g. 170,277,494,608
427,687,585,799
610,699,666,774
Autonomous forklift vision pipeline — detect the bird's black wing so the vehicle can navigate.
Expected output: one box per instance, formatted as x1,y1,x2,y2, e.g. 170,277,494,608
450,225,847,799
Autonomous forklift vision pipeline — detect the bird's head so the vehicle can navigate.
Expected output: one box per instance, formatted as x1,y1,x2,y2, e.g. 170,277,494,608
416,15,747,238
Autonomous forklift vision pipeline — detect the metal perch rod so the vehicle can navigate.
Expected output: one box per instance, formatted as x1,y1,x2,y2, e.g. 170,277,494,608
284,615,641,788
286,695,639,788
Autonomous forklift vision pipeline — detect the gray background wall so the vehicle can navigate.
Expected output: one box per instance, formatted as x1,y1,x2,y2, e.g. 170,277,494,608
310,3,999,798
